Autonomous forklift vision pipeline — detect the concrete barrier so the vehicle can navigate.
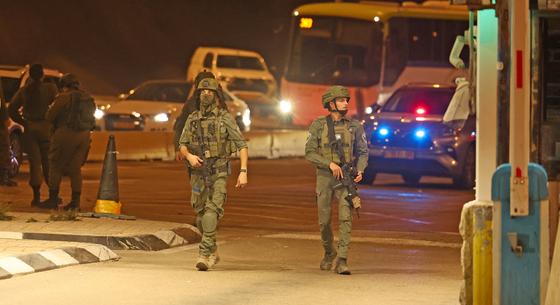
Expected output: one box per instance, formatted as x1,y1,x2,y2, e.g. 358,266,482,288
89,129,308,161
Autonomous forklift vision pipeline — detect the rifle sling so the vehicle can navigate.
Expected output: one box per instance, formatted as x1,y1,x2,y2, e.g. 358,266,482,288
325,115,347,165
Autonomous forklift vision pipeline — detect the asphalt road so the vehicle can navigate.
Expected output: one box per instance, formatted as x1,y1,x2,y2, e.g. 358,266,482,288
1,159,474,304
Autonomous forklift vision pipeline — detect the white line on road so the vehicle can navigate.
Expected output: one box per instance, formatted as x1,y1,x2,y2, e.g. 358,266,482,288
358,211,433,225
262,233,461,249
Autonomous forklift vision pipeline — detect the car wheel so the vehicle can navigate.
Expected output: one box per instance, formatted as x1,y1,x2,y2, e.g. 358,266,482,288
8,132,22,177
359,167,376,185
402,173,421,186
453,146,475,189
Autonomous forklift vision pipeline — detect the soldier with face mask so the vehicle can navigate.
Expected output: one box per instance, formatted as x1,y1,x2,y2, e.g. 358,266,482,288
179,78,248,271
305,85,368,275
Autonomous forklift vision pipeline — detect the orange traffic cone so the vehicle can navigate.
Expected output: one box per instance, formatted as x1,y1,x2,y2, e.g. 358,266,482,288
88,135,134,220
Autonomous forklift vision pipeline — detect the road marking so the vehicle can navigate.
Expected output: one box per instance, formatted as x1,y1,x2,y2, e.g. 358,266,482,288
358,211,432,225
262,233,461,249
157,241,226,254
0,232,23,239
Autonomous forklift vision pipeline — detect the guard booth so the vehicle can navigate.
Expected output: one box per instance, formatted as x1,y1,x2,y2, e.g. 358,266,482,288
450,1,560,305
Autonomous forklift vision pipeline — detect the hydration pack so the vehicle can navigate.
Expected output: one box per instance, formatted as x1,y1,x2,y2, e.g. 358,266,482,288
66,91,96,131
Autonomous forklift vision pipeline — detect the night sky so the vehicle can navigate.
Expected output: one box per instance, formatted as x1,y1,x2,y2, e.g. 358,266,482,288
0,0,415,95
0,0,327,94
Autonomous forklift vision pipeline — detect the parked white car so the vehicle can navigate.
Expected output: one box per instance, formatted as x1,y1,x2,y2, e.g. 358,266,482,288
0,64,63,177
187,47,277,98
95,79,251,132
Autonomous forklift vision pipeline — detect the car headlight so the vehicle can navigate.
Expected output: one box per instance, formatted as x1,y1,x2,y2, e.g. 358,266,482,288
242,109,251,127
365,106,373,114
94,108,105,120
154,113,169,123
279,100,293,114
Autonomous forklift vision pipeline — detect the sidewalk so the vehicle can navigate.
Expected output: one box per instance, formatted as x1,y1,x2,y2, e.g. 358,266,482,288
0,212,201,279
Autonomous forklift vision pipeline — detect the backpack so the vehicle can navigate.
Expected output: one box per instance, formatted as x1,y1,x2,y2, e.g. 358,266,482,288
66,91,96,131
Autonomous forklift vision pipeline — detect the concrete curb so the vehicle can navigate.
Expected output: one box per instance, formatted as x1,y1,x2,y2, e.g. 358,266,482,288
0,225,202,251
0,244,119,280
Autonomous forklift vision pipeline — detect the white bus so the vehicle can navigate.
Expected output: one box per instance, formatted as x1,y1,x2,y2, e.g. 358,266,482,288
282,1,469,125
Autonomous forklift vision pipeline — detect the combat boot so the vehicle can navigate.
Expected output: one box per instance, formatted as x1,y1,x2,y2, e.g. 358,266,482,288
0,169,17,187
320,250,337,271
63,192,80,211
196,255,210,271
30,186,41,207
334,258,351,275
39,189,62,210
208,250,220,268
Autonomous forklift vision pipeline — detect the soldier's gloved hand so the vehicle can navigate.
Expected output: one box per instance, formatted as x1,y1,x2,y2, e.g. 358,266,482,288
329,162,343,179
354,171,363,183
185,153,203,167
236,172,248,188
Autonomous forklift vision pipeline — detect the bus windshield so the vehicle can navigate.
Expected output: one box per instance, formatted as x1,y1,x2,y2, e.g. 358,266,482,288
285,16,383,87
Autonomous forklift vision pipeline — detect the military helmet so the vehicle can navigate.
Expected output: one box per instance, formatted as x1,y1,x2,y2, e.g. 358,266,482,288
61,73,79,88
321,85,350,108
197,78,219,91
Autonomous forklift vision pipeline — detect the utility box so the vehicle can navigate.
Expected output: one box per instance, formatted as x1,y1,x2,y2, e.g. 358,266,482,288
492,163,550,305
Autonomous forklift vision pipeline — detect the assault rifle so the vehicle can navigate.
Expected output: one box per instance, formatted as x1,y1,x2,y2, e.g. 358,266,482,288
194,118,216,193
325,115,362,218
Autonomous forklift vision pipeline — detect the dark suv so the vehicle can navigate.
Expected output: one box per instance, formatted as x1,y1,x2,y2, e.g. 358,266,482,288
361,83,475,188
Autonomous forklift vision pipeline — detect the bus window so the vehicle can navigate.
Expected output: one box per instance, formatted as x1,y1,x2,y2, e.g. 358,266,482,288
383,18,468,87
286,16,383,87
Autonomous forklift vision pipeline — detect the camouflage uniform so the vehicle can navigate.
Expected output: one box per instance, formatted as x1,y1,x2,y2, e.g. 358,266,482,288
44,74,95,210
179,78,247,260
305,86,368,273
8,72,58,203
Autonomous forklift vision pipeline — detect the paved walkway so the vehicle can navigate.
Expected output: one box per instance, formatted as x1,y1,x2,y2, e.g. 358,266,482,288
0,212,201,279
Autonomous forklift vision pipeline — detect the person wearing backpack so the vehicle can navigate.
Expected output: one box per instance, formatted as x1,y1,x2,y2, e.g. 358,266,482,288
43,74,96,211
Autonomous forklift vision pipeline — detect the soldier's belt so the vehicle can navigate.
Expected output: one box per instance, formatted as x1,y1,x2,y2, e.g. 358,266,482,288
191,164,229,175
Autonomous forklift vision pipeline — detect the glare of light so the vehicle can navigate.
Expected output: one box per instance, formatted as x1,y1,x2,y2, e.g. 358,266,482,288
415,129,426,139
365,106,373,114
94,109,105,120
299,18,313,29
279,100,293,114
293,10,299,16
379,128,389,136
416,117,426,122
154,113,169,122
471,131,476,137
373,16,380,23
373,121,378,125
132,111,141,118
451,160,457,165
416,108,426,115
432,84,441,88
243,109,251,127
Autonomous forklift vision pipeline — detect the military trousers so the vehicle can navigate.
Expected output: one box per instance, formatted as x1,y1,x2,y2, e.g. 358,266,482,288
22,121,51,187
0,126,10,171
48,127,90,193
315,168,353,259
189,172,227,256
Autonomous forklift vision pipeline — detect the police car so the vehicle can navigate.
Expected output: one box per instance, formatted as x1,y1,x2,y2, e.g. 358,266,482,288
361,83,475,188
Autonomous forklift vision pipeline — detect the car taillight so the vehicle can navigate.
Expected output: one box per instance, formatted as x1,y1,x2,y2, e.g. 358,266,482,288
415,107,426,115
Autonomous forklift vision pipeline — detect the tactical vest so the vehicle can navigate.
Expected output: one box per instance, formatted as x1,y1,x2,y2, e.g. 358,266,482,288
318,119,354,164
188,111,232,158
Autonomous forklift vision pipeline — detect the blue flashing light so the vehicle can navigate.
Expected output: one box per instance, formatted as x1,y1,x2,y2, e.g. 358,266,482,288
379,127,389,137
414,129,426,139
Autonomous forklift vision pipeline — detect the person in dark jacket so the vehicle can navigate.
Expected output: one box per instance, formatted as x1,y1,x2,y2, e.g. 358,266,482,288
42,74,96,211
8,64,58,206
0,85,17,187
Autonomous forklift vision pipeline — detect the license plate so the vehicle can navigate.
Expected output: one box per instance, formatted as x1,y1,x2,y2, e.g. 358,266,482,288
112,121,136,129
384,150,414,160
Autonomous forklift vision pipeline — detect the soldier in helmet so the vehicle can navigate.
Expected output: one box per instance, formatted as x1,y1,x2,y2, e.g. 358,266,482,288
8,64,58,206
173,71,225,161
42,74,96,211
305,85,368,275
179,77,248,271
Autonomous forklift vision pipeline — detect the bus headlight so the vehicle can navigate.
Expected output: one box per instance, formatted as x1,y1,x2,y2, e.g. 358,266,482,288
154,113,169,123
242,109,251,127
94,109,105,120
279,100,293,114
